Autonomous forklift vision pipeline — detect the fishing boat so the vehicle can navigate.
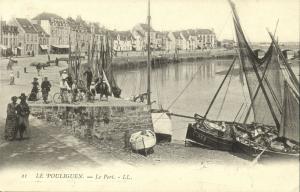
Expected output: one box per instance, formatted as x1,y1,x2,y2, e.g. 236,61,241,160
184,0,299,159
129,130,156,155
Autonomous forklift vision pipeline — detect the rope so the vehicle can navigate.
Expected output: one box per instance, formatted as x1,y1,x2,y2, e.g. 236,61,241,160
216,63,235,119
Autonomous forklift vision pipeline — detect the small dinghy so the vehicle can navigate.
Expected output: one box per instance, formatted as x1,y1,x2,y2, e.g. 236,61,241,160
129,130,156,156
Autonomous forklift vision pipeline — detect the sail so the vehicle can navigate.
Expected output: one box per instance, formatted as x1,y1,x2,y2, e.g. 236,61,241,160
229,0,285,127
280,81,299,142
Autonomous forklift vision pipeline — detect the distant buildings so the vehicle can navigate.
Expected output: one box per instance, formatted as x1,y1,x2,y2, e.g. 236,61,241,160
0,22,19,56
0,12,219,57
32,13,70,54
10,18,38,56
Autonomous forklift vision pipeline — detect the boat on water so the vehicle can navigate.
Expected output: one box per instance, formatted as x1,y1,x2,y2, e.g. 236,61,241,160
184,0,299,159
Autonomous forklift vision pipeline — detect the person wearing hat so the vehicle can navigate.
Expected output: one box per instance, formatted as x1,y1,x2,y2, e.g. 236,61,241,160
15,93,30,140
41,77,51,103
62,70,68,80
60,78,71,103
4,96,18,141
28,77,39,101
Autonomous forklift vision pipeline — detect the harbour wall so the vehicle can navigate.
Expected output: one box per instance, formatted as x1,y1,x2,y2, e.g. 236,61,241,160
112,49,237,69
29,103,154,149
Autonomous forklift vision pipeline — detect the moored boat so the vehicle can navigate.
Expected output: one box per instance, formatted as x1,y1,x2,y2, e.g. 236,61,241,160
185,119,234,151
129,130,156,155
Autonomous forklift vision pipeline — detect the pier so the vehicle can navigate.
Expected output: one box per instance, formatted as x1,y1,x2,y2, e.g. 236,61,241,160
29,98,154,149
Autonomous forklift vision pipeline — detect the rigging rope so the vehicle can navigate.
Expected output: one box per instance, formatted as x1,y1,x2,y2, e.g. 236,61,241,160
216,62,235,119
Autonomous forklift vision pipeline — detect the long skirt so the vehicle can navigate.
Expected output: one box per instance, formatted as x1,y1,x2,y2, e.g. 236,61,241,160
16,116,30,139
4,115,17,140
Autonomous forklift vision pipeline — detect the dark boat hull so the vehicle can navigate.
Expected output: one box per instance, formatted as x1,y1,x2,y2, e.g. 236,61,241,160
155,133,172,143
185,123,234,151
234,141,299,159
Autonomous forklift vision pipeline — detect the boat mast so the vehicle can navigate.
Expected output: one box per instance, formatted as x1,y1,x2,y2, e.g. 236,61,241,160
146,0,151,106
203,57,236,119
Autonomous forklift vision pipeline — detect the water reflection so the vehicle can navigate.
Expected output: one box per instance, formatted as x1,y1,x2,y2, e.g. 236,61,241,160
113,59,249,141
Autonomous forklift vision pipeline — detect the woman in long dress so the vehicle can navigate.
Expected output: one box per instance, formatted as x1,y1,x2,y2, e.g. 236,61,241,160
4,96,18,141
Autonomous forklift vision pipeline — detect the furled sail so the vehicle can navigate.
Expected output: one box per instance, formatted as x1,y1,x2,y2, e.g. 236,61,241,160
280,81,299,143
279,82,300,142
229,0,286,128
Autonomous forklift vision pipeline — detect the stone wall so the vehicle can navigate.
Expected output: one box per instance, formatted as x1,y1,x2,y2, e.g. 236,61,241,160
29,104,153,149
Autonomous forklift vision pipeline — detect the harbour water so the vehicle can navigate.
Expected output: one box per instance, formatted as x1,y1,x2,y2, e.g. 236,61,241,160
114,59,299,142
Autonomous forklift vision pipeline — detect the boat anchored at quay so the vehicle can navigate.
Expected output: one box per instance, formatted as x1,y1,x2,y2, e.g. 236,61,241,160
183,0,299,160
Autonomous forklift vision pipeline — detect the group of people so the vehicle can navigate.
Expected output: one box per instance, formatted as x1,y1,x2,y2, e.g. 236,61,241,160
28,77,52,103
5,94,30,141
59,68,110,103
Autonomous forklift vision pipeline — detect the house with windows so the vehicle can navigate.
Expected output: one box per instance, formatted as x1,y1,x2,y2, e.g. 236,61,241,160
132,23,156,51
0,23,19,56
168,31,184,51
32,13,70,54
66,16,91,54
33,24,50,54
10,18,38,56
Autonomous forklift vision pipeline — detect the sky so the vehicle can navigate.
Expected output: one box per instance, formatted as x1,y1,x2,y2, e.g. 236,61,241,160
0,0,299,42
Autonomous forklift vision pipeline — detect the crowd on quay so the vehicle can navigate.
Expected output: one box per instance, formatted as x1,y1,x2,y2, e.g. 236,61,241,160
25,67,110,104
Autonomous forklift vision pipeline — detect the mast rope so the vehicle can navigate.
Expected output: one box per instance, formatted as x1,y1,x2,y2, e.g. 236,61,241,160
216,62,235,119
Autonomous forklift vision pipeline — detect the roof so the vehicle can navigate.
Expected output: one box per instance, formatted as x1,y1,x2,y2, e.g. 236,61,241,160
66,17,90,33
15,18,37,33
180,30,189,40
138,23,155,32
118,31,134,41
32,12,63,21
172,31,182,40
136,30,145,38
33,24,50,37
1,25,18,34
187,29,214,36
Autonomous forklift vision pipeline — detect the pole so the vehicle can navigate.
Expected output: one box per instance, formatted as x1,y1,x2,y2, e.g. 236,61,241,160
146,0,151,106
203,57,236,118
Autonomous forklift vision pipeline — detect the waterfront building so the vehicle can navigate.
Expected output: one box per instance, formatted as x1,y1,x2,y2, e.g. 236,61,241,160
0,23,19,56
10,18,38,56
187,29,216,49
66,16,91,54
132,23,156,51
33,24,50,54
168,29,217,51
117,31,135,51
168,31,184,50
89,22,105,52
32,13,70,54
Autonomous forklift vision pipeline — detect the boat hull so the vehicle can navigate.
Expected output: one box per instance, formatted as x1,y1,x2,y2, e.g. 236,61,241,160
129,130,156,151
234,140,299,159
185,123,234,151
151,112,172,143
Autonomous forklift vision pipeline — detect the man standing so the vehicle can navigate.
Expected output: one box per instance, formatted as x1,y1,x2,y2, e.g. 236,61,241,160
9,71,15,85
41,77,52,103
16,93,30,140
83,67,93,90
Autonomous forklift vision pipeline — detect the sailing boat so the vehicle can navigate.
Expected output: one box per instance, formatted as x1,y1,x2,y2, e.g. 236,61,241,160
185,0,299,158
146,0,172,142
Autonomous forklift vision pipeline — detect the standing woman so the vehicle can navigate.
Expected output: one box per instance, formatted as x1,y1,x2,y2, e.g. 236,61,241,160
4,96,18,141
16,93,30,140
